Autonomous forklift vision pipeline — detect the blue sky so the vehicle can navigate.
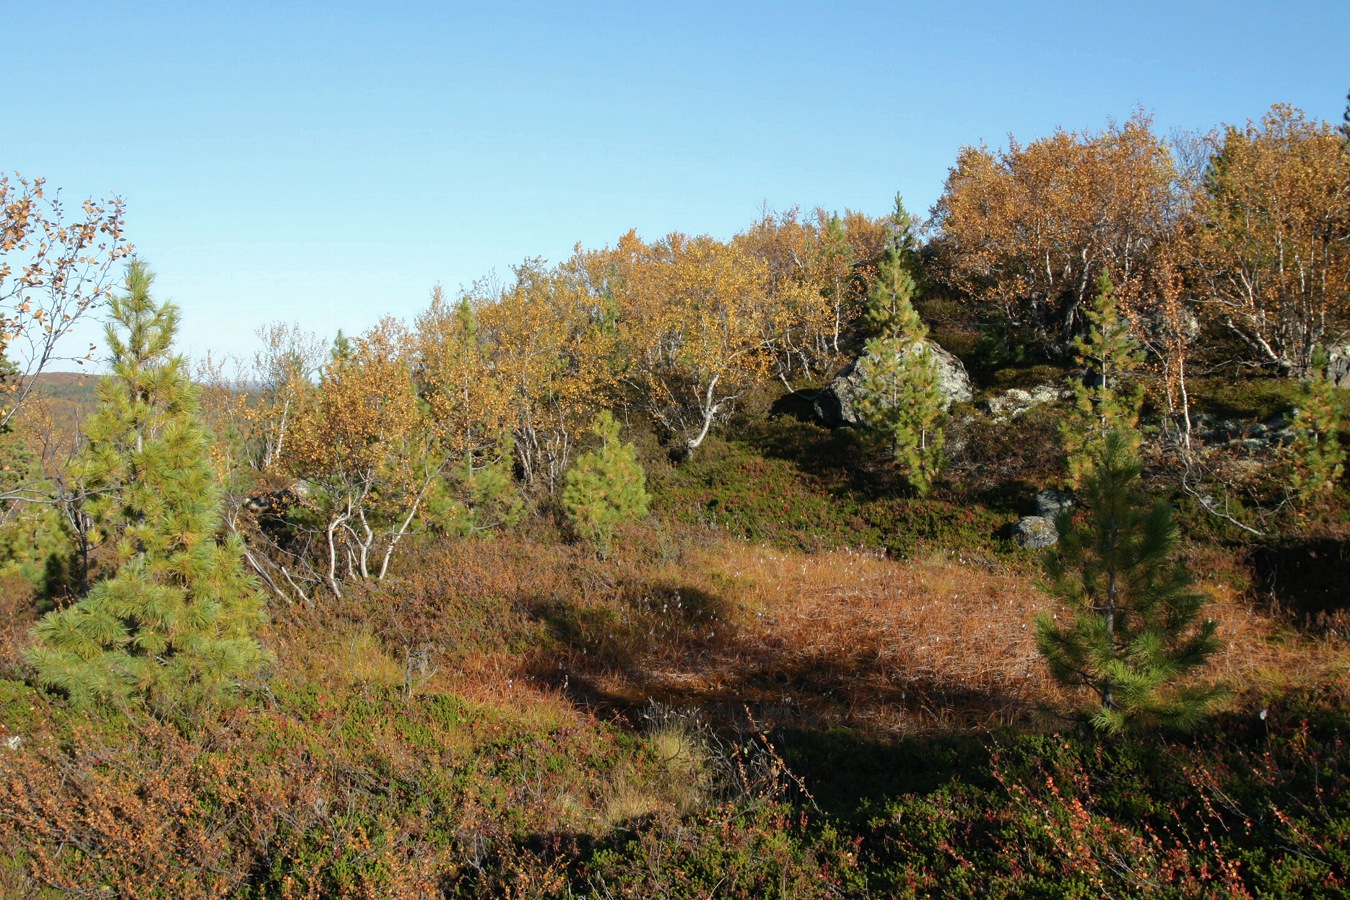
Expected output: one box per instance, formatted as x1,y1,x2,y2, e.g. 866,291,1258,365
6,0,1348,367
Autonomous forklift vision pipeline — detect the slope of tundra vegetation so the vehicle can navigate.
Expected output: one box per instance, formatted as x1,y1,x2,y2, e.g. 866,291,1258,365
0,101,1349,897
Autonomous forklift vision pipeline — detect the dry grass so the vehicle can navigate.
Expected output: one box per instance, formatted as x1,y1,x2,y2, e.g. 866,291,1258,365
578,543,1059,735
263,526,1350,741
269,622,405,691
1197,573,1350,700
419,530,1350,738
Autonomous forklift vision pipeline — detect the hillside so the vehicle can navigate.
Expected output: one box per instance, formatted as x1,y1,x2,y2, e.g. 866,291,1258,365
2,98,1348,896
2,390,1349,896
28,371,99,398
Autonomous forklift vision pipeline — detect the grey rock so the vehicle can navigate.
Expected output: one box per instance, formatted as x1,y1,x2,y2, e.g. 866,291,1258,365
1192,411,1296,453
1264,427,1296,446
245,481,313,519
1133,305,1201,348
814,341,972,429
1010,516,1058,549
1327,345,1350,389
1035,489,1075,521
980,383,1070,423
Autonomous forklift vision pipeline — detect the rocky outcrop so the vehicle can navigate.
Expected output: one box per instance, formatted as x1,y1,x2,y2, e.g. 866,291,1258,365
813,342,973,429
1190,412,1295,452
1010,516,1058,549
979,383,1070,423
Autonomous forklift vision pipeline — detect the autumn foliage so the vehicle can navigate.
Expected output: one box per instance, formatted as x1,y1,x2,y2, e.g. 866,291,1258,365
2,97,1349,896
933,111,1177,353
1183,104,1350,375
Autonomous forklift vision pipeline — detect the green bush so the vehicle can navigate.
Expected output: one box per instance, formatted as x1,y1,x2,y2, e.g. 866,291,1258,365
563,411,651,557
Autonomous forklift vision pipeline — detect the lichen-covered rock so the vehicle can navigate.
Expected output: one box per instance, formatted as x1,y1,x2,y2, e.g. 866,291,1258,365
1191,412,1295,452
980,384,1069,423
814,342,972,428
1010,515,1058,549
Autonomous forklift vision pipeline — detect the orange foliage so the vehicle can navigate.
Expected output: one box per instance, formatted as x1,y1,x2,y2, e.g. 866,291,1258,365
934,112,1177,351
1183,104,1350,374
286,318,437,593
736,206,888,382
607,231,791,455
475,257,619,490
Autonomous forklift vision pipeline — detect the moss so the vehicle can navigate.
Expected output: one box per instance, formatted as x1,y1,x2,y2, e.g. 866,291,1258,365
1187,375,1304,423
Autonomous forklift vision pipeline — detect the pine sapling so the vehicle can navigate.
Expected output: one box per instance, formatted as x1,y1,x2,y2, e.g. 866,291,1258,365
853,248,945,495
27,261,266,714
1035,430,1223,733
1062,273,1146,487
562,411,651,556
1287,346,1346,511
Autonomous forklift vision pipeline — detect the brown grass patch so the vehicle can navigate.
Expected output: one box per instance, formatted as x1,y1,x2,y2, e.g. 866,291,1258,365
578,543,1059,735
500,530,1350,737
260,527,1350,740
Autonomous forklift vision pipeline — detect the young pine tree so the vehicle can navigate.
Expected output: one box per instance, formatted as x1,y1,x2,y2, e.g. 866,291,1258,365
886,193,923,285
562,411,650,557
1061,273,1146,488
1035,430,1223,733
853,248,945,495
27,261,265,713
1287,346,1346,509
428,435,525,537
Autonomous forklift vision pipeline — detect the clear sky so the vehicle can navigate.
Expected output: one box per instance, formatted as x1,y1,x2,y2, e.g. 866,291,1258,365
6,0,1348,369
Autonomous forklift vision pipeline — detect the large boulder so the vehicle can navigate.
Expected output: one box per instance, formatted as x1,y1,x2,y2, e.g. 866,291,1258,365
813,342,972,429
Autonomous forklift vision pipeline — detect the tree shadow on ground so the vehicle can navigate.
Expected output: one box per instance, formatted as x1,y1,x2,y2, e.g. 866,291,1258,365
520,575,1041,761
1252,536,1350,635
751,403,1063,523
744,412,906,504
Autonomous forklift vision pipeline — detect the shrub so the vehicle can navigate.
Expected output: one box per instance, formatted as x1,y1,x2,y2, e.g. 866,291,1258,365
562,411,651,557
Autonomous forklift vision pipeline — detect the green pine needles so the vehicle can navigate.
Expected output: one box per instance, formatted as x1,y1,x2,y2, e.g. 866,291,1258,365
1061,273,1145,488
562,411,651,557
1035,430,1223,733
853,247,945,495
1287,346,1346,510
27,261,265,713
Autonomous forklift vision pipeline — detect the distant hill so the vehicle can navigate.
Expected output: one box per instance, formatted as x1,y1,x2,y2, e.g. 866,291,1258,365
28,371,101,406
12,372,101,445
